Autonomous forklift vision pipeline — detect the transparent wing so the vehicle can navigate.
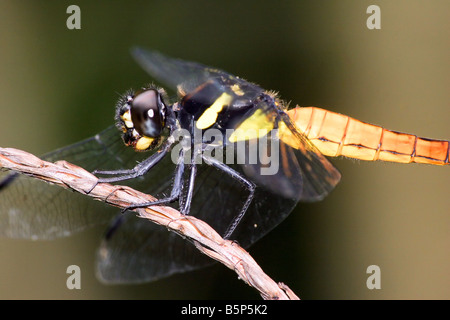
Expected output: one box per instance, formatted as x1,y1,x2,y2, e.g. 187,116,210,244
131,47,264,98
96,212,213,284
0,126,153,239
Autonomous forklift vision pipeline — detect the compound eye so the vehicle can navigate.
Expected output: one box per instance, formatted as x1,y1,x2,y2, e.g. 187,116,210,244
130,89,165,137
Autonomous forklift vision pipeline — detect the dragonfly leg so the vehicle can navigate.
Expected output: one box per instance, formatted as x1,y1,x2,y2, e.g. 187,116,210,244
124,144,200,217
178,148,199,215
94,141,173,183
202,155,256,239
122,147,186,211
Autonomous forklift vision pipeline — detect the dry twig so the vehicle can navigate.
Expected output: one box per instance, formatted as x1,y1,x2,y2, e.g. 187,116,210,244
0,147,299,300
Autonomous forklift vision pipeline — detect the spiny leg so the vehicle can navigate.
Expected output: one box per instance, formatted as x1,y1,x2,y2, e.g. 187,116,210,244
124,147,186,211
202,155,256,239
94,140,173,183
179,149,198,215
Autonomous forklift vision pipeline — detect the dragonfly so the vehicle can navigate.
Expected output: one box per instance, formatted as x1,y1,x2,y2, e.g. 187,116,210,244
0,48,447,284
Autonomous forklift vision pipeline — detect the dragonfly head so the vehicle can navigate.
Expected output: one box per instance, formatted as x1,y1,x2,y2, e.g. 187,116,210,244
115,86,168,151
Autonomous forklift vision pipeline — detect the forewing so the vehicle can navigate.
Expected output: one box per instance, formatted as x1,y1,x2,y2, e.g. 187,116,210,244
131,47,263,98
0,126,155,239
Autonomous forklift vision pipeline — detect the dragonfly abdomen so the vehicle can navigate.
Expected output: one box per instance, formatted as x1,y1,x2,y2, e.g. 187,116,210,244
288,107,449,165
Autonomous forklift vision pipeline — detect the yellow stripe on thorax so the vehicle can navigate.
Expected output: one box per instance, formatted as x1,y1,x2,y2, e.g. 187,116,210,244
228,109,275,142
196,92,233,130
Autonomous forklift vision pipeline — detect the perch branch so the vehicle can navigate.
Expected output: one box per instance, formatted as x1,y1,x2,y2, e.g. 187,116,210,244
0,147,299,300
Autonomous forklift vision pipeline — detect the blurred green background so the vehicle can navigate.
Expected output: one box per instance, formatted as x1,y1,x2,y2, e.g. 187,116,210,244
0,0,448,299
